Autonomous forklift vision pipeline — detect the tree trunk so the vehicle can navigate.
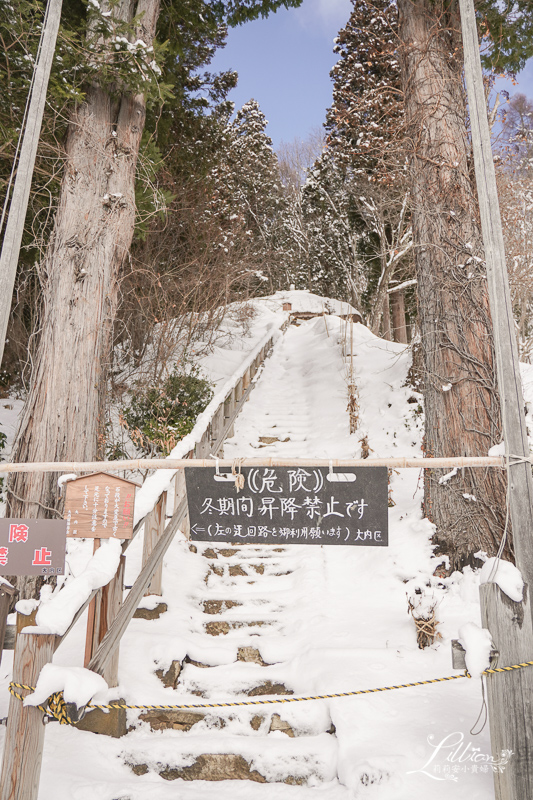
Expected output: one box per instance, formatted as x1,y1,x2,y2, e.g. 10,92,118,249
6,0,160,601
370,241,394,337
381,292,392,340
398,0,507,569
390,289,408,343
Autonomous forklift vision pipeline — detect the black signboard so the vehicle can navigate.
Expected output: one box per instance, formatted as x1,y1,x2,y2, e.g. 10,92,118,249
0,519,67,575
185,467,388,546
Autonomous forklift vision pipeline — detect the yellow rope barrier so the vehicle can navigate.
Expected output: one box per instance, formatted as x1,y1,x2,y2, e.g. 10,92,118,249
9,659,533,724
8,682,74,724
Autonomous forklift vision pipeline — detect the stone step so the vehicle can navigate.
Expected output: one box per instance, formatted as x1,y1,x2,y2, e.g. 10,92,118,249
177,660,295,699
204,619,278,636
202,599,242,614
200,546,288,560
205,563,293,580
137,708,297,736
124,732,337,784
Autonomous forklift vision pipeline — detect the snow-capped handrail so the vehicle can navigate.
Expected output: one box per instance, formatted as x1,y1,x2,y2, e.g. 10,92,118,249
30,318,286,641
133,318,285,525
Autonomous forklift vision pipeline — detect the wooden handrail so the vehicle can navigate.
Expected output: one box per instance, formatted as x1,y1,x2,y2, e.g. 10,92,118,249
86,345,268,675
0,323,283,800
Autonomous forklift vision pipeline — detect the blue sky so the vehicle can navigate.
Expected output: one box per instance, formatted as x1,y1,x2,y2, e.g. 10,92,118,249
209,0,352,148
209,0,533,151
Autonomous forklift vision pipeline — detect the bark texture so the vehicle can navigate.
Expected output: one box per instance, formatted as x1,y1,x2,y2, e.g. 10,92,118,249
390,289,408,343
398,0,507,569
6,0,160,599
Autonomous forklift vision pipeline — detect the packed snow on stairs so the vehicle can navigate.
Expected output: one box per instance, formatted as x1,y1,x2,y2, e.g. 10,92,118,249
13,304,495,800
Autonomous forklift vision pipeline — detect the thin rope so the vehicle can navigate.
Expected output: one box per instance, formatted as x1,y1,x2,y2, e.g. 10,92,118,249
469,675,488,736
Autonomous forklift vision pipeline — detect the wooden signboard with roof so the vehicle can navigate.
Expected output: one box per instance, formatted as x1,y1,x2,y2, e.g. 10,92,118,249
63,472,138,539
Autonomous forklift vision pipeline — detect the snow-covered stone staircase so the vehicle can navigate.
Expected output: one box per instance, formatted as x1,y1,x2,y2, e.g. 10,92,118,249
33,309,496,799
124,541,338,785
119,319,348,786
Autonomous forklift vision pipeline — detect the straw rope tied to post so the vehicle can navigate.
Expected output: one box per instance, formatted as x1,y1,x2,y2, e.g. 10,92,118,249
407,595,442,649
232,458,245,492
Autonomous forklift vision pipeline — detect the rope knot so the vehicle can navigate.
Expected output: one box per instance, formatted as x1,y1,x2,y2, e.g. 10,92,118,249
8,681,74,725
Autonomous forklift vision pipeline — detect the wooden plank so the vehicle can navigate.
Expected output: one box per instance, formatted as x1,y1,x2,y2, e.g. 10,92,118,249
223,391,235,439
0,0,63,366
0,631,57,800
234,378,243,405
212,404,224,444
84,554,125,687
480,583,533,798
242,367,251,391
87,497,188,677
194,430,211,459
142,492,167,596
460,0,533,589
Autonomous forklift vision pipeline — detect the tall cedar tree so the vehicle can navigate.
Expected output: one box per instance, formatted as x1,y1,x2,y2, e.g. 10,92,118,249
299,150,366,304
326,0,402,175
324,0,411,336
5,0,302,602
221,99,287,288
397,0,533,568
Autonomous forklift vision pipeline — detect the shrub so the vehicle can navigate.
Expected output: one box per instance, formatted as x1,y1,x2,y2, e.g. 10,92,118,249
122,365,213,456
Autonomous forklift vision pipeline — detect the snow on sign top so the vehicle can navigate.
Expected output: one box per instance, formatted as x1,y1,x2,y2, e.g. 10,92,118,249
63,473,138,539
185,467,388,546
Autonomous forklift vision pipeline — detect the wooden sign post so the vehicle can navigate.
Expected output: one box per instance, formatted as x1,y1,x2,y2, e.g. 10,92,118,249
63,473,138,685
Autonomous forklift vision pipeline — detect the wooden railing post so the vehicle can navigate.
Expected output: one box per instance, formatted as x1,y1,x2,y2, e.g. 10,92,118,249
173,470,189,538
194,429,210,458
0,631,57,800
211,404,224,449
224,391,235,439
84,554,125,688
142,492,167,596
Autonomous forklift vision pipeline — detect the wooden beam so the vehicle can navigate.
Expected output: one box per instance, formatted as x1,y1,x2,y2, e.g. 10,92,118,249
460,0,533,589
84,556,125,687
0,456,513,472
480,583,533,797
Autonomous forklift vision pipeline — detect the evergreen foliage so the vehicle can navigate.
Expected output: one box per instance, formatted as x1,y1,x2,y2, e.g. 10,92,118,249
298,149,365,303
122,364,213,456
0,0,302,384
287,0,412,325
326,0,402,176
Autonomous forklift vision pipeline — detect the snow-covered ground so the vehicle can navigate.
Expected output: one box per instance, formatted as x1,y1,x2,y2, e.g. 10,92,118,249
0,290,518,798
